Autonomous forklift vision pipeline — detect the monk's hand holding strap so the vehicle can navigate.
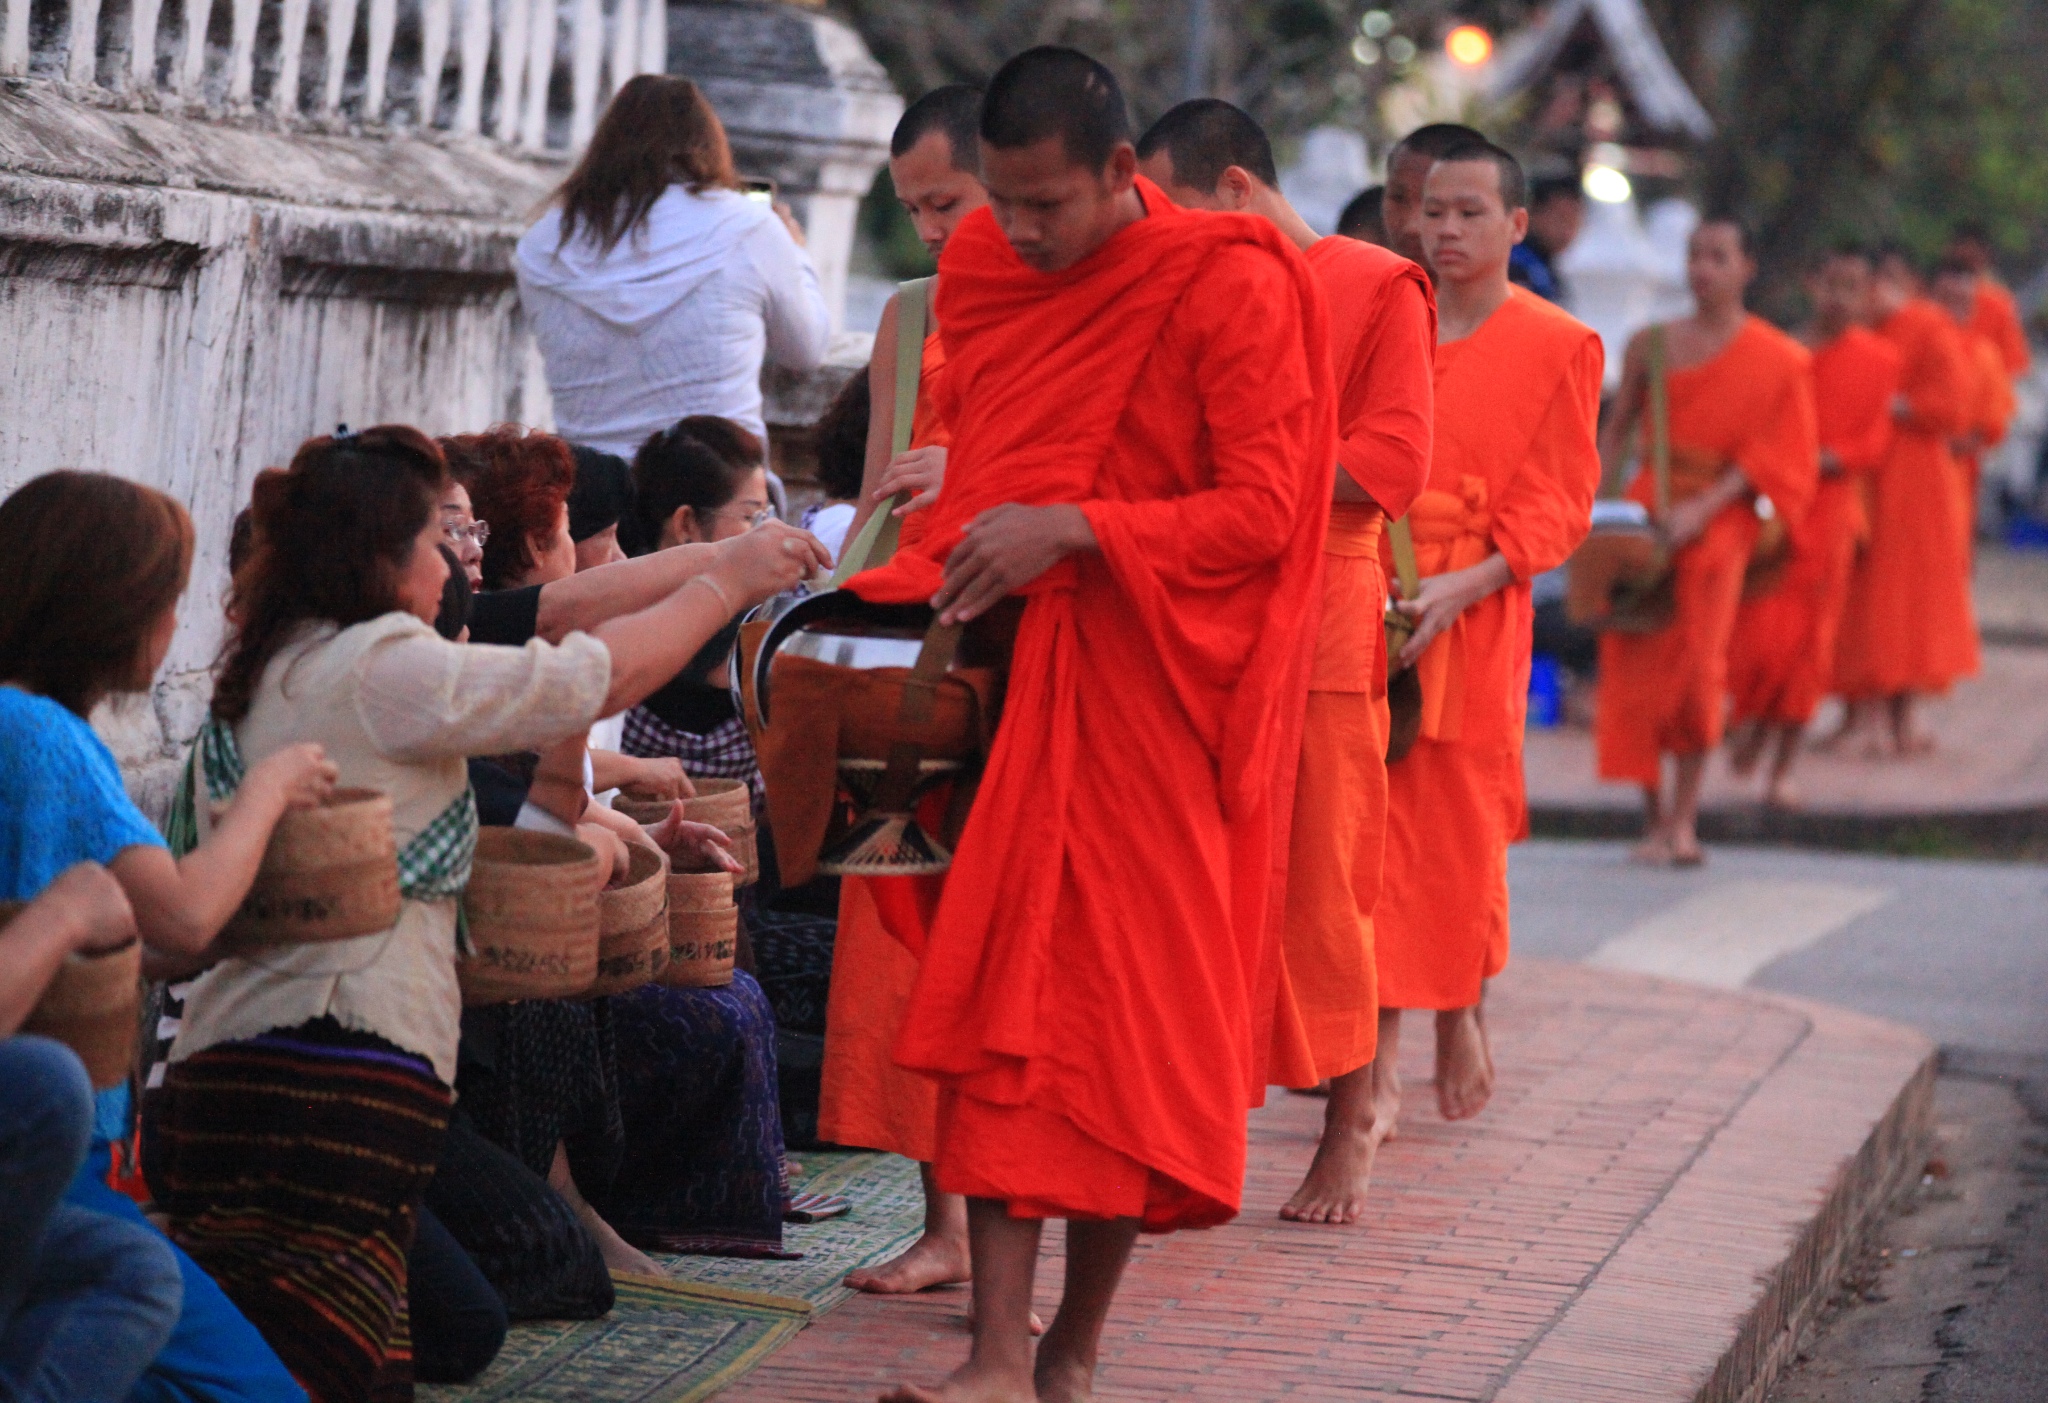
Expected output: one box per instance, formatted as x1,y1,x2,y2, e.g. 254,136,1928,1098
934,503,1097,625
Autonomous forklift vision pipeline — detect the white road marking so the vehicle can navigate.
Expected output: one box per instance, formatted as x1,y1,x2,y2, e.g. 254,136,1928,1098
1585,879,1896,989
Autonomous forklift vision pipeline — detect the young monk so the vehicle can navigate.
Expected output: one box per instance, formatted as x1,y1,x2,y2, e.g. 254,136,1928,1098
816,82,994,1301
1135,99,1434,1226
1379,122,1486,268
1931,256,2016,556
1948,222,2031,378
847,47,1333,1403
1372,143,1601,1135
1595,219,1818,864
1830,249,1980,755
1726,246,1899,807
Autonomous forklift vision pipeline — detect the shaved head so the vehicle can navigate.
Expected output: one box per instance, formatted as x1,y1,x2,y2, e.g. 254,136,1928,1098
1434,141,1527,211
1386,123,1487,266
981,46,1131,172
893,84,983,172
1135,99,1278,193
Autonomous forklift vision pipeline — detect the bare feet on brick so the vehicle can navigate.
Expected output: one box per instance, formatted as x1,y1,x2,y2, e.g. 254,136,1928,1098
1034,1350,1095,1403
1435,1007,1495,1121
848,1229,973,1295
879,1362,1035,1403
1280,1062,1382,1225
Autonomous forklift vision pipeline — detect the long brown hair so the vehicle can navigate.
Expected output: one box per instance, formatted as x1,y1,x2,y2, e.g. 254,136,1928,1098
214,427,447,723
0,471,194,716
554,75,740,254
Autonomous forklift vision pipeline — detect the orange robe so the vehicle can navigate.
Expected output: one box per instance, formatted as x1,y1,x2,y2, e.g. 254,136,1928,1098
1266,238,1434,1089
1597,316,1818,787
1835,300,1980,698
816,328,951,1162
1376,287,1602,1011
1971,278,2030,378
849,182,1334,1229
1954,330,2015,553
1728,327,1900,726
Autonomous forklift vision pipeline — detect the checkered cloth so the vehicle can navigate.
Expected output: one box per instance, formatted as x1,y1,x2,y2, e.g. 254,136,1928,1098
619,707,763,812
167,715,476,900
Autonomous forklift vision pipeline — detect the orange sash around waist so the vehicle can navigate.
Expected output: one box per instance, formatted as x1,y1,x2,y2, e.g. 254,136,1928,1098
1405,476,1491,741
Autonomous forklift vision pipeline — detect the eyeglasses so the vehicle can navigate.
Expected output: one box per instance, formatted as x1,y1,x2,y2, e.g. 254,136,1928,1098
710,503,777,529
443,517,490,548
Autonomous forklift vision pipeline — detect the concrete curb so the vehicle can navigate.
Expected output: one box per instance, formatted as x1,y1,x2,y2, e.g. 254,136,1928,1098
1529,800,2048,856
1497,990,1936,1403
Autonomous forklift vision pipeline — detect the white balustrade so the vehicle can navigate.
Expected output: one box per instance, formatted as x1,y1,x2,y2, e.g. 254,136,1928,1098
4,0,665,149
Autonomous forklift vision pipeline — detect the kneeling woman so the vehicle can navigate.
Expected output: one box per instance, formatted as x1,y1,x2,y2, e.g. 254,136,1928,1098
147,427,825,1402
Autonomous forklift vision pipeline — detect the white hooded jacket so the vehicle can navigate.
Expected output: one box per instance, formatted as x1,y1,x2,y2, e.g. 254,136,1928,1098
516,186,831,458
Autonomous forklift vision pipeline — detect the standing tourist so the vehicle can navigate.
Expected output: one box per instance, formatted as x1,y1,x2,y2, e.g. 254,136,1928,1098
1727,246,1900,805
516,75,830,465
1135,98,1434,1224
846,48,1333,1403
1372,143,1601,1134
1595,220,1818,864
1830,250,1980,756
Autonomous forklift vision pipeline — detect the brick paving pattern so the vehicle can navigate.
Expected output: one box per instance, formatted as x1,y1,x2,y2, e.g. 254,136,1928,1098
721,960,1931,1401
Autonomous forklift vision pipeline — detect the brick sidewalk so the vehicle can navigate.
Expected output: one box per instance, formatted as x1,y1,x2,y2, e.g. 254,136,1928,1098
720,960,1931,1402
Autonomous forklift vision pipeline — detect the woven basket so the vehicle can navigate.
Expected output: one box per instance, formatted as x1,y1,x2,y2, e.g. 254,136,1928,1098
667,857,736,914
219,788,401,950
7,899,142,1091
662,903,737,988
610,793,677,825
458,829,603,1005
589,844,670,997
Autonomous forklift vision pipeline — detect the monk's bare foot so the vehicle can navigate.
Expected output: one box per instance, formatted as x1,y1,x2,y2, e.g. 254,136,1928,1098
1372,1057,1402,1144
1764,774,1802,810
1727,722,1768,777
848,1230,972,1295
1434,1008,1495,1121
1668,821,1705,867
1290,1080,1333,1098
1279,1124,1381,1225
1034,1351,1095,1403
1630,828,1675,865
1895,729,1936,757
963,1304,1046,1336
879,1366,1034,1403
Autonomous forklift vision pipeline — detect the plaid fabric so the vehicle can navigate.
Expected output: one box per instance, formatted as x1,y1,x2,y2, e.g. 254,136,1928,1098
169,714,477,899
619,706,763,811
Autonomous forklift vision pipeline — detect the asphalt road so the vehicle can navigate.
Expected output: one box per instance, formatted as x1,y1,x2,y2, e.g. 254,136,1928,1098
1508,839,2048,1402
1508,840,2048,1058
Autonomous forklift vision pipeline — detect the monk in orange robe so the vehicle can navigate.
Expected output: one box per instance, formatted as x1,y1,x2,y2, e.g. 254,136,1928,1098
812,85,992,1302
1931,257,2017,557
1831,250,1980,755
1137,99,1434,1225
1727,246,1899,807
855,49,1333,1403
1371,143,1601,1135
1947,222,2031,378
1596,219,1818,864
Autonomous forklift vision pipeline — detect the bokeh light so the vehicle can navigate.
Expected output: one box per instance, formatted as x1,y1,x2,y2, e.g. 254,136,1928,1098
1446,25,1492,66
1582,165,1633,204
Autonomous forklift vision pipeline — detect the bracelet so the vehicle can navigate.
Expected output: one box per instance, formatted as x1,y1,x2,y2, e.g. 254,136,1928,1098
686,571,736,617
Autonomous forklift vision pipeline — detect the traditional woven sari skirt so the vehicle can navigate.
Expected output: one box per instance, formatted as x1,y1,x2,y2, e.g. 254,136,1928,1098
144,1016,452,1403
596,972,788,1256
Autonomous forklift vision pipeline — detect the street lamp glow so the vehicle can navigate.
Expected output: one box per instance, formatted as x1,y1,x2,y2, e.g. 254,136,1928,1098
1583,164,1633,203
1445,25,1492,66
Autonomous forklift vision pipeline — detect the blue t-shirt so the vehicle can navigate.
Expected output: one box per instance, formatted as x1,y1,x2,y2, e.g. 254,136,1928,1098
0,687,167,1139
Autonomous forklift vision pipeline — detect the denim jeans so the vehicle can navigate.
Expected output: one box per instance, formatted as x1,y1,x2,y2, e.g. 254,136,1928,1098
0,1036,183,1403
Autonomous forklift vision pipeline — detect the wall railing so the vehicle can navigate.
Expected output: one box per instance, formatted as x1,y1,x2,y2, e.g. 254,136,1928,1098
0,0,664,150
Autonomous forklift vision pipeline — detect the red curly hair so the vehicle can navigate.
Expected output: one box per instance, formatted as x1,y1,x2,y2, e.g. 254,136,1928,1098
440,426,576,589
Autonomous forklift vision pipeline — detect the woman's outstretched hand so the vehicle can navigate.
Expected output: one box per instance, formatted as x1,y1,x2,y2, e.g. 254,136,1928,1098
711,521,832,609
644,807,744,876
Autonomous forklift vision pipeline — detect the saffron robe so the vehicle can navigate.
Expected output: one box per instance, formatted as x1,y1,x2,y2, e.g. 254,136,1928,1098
1728,326,1900,726
1376,287,1602,1010
1835,299,1980,698
1267,237,1434,1089
1954,329,2015,554
1972,278,2030,378
1597,316,1818,787
850,184,1334,1229
816,327,951,1163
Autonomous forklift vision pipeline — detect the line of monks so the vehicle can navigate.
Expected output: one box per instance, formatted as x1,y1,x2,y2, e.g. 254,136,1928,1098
772,46,2018,1403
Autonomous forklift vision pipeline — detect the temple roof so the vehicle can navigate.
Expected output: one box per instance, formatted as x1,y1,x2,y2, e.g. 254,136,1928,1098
1487,0,1714,142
